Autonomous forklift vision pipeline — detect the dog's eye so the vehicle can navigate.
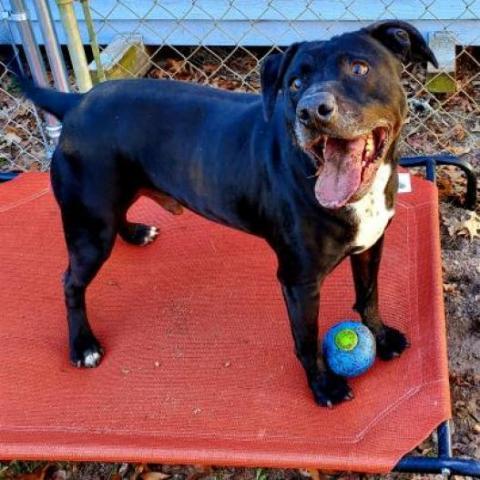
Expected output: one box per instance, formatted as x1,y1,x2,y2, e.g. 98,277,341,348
351,60,369,76
290,77,303,91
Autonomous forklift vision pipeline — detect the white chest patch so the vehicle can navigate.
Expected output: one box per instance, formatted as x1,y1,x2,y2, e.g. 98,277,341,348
348,163,394,254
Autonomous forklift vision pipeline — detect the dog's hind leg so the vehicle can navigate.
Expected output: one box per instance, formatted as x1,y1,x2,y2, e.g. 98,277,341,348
52,153,122,367
350,235,409,360
61,209,117,367
119,190,183,246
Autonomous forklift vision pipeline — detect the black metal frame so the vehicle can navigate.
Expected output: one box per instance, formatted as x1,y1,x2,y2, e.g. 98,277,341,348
395,155,479,478
0,157,478,477
400,154,477,210
395,421,480,477
0,172,19,182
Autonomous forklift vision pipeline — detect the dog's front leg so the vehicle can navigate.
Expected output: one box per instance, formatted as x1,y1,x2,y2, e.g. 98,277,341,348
281,281,353,407
350,235,409,360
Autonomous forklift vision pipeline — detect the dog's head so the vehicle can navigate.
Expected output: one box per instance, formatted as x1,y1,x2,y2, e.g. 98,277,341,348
261,20,437,209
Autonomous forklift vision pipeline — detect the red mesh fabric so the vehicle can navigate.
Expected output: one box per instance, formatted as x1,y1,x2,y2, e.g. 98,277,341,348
0,173,450,472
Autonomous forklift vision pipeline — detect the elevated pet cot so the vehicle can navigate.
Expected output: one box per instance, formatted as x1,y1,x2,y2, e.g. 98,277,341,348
0,155,478,477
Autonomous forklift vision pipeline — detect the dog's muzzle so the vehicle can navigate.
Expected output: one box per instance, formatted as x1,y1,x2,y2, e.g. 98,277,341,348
295,91,390,210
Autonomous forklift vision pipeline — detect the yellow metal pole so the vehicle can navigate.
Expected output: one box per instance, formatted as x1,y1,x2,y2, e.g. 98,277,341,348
79,0,106,82
56,0,92,92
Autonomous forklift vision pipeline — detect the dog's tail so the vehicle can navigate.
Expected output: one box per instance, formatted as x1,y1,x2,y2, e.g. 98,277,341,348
18,77,83,121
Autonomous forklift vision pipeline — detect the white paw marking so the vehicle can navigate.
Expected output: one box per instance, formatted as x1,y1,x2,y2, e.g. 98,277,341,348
349,163,395,254
83,351,101,367
142,226,159,245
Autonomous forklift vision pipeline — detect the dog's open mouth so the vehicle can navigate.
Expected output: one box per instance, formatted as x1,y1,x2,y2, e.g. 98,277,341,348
306,126,389,209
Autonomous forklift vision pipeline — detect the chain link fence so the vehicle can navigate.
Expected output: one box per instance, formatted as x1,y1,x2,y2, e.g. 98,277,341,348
1,0,479,172
1,0,51,171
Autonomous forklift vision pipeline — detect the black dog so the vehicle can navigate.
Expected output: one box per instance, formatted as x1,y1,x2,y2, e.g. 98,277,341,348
22,20,437,407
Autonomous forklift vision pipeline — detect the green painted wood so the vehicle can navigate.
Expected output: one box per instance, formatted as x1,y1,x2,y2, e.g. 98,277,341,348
426,31,457,93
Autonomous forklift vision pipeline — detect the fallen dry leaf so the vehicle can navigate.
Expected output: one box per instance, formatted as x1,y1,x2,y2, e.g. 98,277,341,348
461,211,480,240
201,63,218,74
443,215,463,237
140,473,171,480
3,132,22,145
443,282,458,293
449,145,471,156
451,123,466,141
164,58,186,73
298,469,327,480
443,211,480,240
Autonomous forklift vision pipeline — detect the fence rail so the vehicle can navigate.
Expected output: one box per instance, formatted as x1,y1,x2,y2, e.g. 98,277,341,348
1,0,479,171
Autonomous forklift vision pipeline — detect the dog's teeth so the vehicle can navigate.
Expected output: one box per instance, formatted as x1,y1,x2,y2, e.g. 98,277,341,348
364,134,374,155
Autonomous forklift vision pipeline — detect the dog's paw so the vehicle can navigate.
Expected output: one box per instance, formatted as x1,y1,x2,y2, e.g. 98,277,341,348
70,335,104,368
376,325,409,360
120,223,159,246
140,225,159,245
310,371,354,408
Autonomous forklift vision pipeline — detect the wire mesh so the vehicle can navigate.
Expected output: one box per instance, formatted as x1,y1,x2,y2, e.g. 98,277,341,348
0,0,51,171
1,0,479,170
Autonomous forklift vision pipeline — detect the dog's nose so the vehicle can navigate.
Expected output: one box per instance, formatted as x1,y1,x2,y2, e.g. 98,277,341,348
315,92,337,122
297,92,337,125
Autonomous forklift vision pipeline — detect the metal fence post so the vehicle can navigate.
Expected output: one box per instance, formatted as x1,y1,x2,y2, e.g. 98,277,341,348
9,0,61,145
32,0,69,92
79,0,105,82
56,0,92,92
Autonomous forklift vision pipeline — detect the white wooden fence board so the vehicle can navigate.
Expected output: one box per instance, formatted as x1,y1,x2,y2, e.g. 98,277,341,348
2,1,480,46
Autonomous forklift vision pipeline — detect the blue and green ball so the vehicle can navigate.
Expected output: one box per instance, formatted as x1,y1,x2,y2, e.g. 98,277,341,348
323,321,376,377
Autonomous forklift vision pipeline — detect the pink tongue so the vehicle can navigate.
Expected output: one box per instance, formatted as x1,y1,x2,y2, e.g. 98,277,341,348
314,136,366,209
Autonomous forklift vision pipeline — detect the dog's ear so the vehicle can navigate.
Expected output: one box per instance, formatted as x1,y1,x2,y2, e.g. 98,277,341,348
261,43,302,121
365,20,438,68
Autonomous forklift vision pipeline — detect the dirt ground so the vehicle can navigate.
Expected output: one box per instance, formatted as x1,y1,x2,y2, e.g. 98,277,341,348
0,48,479,479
